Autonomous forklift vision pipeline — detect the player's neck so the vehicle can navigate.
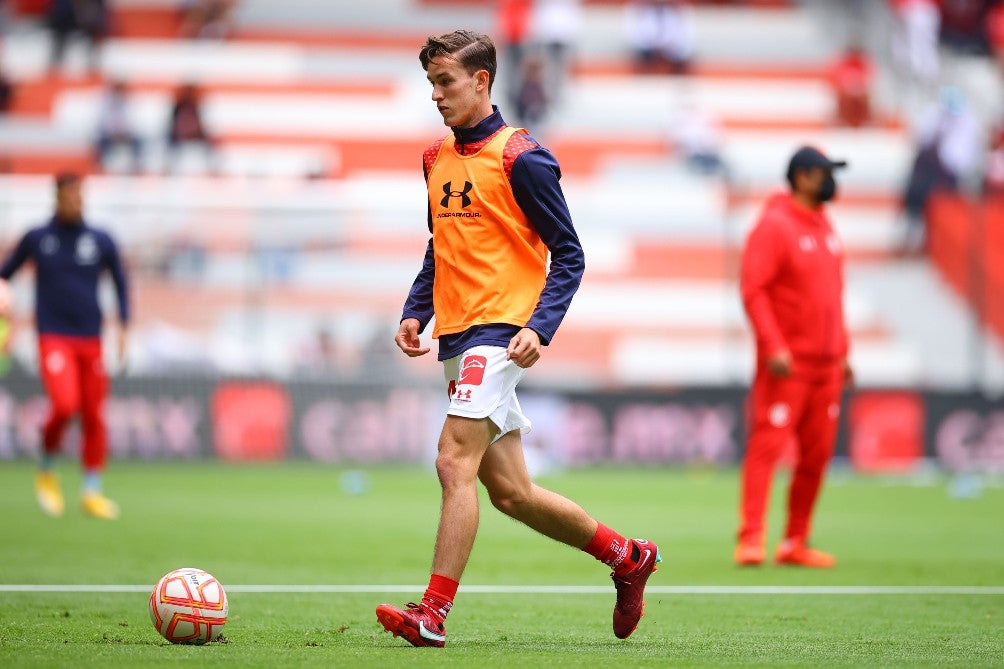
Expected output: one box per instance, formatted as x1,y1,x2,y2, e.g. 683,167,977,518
456,103,494,131
791,192,821,210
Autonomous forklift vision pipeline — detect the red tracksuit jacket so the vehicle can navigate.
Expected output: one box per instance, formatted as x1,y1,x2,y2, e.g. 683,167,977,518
740,192,848,369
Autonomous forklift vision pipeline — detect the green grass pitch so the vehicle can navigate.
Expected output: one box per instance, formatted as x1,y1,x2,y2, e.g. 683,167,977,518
0,462,1001,668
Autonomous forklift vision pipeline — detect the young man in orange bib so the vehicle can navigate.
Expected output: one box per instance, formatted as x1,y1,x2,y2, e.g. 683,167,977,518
375,30,660,647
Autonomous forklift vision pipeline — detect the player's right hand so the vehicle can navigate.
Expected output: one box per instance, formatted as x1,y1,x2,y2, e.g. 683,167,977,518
766,350,793,378
395,318,430,357
0,279,10,315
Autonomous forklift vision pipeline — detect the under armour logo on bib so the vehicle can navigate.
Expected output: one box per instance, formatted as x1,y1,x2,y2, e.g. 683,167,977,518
441,181,473,208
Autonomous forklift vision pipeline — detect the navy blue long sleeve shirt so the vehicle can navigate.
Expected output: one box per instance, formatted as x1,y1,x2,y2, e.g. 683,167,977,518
402,109,585,361
0,217,130,338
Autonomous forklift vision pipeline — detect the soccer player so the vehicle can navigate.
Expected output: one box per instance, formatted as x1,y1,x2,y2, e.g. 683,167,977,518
0,172,130,520
375,30,660,647
734,146,853,568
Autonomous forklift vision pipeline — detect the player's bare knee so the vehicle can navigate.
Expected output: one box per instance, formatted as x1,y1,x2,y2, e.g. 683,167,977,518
487,484,531,517
435,452,476,490
489,491,525,517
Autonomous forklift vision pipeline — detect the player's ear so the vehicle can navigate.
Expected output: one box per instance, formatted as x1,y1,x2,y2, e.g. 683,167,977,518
475,69,490,92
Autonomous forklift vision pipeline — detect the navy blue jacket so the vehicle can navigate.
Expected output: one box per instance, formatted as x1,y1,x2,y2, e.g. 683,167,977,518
402,109,585,361
0,217,130,338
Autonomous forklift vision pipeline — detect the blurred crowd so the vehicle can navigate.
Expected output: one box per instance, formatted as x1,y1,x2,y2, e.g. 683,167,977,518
494,0,1004,241
40,0,234,74
0,0,997,198
496,0,700,132
0,0,232,175
0,0,1003,375
882,0,1004,254
813,0,1004,253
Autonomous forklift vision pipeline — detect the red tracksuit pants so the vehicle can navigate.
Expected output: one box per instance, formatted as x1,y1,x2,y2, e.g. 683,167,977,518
38,334,109,471
738,364,844,546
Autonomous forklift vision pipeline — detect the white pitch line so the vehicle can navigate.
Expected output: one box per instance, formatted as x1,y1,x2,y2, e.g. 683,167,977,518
1,585,1002,595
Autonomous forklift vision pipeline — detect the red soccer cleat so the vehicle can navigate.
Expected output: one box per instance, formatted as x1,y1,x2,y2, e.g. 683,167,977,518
774,539,837,568
611,539,661,639
375,602,447,648
734,542,766,566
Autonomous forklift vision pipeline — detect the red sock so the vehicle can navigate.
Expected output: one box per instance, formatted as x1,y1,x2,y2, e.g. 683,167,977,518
420,574,458,623
584,522,636,574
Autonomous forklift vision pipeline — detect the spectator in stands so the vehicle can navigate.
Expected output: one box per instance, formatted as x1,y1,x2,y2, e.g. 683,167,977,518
0,61,12,113
47,0,108,76
989,1,1004,71
889,0,940,91
625,0,696,75
296,325,340,377
496,0,534,114
514,54,550,129
735,146,852,570
827,44,874,128
667,99,725,175
901,85,984,254
165,83,217,174
531,0,582,98
93,80,143,174
179,0,236,40
938,0,993,55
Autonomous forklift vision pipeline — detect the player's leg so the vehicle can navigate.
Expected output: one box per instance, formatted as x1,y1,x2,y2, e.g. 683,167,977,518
777,368,844,567
736,370,808,564
431,413,494,580
376,412,491,647
478,411,660,639
377,347,502,647
478,429,596,546
34,335,81,517
77,337,118,519
39,335,80,459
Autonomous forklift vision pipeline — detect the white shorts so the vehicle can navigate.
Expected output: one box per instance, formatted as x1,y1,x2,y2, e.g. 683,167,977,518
443,345,531,444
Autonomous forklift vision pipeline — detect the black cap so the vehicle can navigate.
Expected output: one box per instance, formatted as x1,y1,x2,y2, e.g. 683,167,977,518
786,146,847,184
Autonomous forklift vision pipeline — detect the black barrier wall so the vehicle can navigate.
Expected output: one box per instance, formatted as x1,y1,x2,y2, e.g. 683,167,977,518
0,368,1001,472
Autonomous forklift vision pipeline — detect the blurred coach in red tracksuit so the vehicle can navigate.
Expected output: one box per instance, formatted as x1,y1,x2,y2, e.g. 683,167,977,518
735,146,853,569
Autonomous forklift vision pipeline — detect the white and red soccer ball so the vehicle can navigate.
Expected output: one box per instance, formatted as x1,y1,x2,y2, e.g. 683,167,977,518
149,567,228,644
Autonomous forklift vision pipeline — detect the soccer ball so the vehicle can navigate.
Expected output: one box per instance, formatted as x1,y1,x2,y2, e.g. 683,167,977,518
149,567,228,644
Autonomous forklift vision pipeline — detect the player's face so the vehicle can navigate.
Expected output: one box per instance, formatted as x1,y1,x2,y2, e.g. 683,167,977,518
55,181,83,222
426,56,488,129
795,167,836,206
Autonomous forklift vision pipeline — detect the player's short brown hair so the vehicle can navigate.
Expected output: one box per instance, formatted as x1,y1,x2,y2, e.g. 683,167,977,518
419,30,497,93
54,171,81,191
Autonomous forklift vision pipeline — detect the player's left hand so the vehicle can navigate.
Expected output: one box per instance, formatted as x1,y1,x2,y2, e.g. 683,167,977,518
507,328,541,368
116,327,129,372
842,358,854,386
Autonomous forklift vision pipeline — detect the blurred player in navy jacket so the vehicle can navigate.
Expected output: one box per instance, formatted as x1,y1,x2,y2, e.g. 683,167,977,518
0,173,130,520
